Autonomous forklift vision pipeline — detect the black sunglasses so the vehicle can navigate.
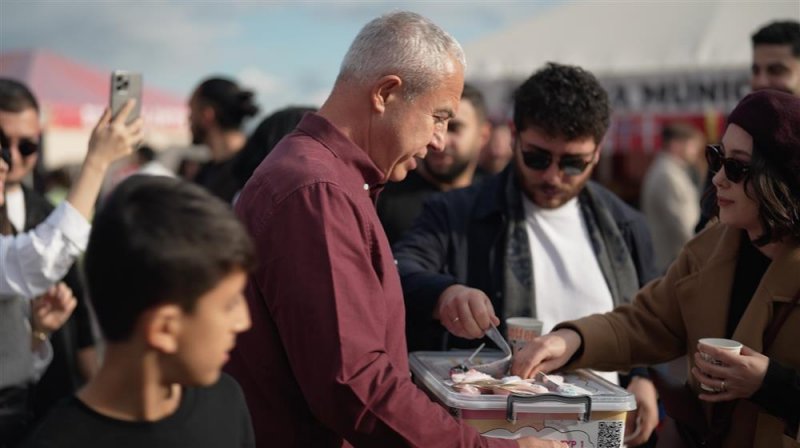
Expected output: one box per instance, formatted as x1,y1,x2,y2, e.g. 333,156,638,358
520,147,595,176
705,144,750,183
0,127,40,158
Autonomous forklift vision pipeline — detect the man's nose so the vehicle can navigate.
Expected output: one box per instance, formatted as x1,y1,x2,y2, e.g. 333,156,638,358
751,71,769,90
540,159,562,183
429,129,446,152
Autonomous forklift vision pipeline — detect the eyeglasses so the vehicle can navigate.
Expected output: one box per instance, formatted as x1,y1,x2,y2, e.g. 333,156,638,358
519,145,596,176
0,127,40,158
705,144,750,183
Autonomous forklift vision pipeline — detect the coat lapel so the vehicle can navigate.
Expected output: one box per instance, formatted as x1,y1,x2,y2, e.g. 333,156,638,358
733,245,800,355
677,226,741,348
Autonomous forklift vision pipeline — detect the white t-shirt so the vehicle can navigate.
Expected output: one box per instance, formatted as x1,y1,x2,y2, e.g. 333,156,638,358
522,195,618,384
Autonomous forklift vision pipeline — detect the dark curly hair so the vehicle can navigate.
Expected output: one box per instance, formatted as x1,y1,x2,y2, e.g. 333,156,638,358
513,62,610,143
744,148,800,246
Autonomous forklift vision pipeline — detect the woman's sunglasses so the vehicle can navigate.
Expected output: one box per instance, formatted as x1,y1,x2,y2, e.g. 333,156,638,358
705,144,750,183
520,147,595,176
0,127,40,158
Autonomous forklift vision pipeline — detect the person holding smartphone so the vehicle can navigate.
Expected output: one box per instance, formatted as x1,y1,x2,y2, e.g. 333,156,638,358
0,80,142,446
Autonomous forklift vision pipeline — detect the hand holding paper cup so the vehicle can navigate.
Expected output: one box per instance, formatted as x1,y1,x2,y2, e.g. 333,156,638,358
697,338,742,392
506,317,543,354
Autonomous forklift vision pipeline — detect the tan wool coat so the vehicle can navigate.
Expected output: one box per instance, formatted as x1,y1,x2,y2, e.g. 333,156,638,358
560,223,800,447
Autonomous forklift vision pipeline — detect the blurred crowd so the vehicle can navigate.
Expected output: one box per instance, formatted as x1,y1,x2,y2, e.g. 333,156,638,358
1,11,799,448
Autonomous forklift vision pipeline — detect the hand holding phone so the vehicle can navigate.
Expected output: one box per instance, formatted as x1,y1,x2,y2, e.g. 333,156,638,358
110,70,142,124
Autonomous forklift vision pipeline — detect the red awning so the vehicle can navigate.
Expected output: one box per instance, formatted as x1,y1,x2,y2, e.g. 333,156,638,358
0,49,187,129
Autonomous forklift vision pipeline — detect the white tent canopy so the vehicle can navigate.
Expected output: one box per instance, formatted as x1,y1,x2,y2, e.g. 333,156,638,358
465,1,800,80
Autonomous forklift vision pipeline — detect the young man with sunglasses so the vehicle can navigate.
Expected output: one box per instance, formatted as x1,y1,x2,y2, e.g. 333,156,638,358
395,63,661,446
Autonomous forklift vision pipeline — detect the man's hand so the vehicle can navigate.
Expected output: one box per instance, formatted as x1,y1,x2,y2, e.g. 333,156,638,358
32,282,77,335
510,329,582,379
624,376,659,446
692,344,769,402
434,285,499,339
516,436,562,447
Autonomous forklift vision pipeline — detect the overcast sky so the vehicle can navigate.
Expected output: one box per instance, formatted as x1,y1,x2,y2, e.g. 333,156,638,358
0,1,558,115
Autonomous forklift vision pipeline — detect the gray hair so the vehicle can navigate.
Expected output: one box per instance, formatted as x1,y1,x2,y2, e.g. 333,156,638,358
338,11,466,100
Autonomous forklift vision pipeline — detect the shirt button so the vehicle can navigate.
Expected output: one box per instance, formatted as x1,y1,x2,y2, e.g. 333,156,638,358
363,183,369,191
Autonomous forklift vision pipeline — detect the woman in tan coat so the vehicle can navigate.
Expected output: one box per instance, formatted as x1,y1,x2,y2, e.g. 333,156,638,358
511,90,800,448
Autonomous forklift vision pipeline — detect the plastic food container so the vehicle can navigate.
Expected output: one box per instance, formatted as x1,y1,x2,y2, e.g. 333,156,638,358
410,351,637,448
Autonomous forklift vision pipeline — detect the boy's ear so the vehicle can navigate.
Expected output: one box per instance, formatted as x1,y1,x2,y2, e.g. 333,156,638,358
142,304,184,354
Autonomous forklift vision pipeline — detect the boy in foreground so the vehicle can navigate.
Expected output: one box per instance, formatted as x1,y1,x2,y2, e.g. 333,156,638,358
22,175,256,448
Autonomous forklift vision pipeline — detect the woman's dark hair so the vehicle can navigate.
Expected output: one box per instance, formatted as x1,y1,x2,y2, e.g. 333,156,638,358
194,77,259,130
745,148,800,246
233,106,316,188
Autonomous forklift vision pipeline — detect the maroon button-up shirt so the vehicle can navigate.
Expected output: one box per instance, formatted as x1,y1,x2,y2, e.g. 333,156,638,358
227,113,513,447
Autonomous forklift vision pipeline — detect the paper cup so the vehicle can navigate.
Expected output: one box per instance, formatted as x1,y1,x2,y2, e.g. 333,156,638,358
506,317,543,354
697,338,742,391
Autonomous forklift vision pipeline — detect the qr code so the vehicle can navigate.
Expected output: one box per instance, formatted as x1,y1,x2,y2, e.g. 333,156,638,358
597,421,623,448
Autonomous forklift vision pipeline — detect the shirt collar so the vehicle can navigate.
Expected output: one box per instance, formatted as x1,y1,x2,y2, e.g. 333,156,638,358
296,113,385,191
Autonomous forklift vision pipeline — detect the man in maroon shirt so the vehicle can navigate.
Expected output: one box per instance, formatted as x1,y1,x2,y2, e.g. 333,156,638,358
226,11,558,448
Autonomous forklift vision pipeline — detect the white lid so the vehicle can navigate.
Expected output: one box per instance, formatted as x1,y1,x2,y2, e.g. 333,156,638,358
409,351,636,413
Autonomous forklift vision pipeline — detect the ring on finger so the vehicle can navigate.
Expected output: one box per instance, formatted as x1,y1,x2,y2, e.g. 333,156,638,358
452,316,460,323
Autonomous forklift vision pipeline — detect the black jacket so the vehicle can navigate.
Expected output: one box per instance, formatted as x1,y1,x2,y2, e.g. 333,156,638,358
394,167,658,352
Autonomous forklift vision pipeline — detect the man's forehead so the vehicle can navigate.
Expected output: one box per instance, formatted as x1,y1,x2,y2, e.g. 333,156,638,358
753,44,799,61
0,108,40,134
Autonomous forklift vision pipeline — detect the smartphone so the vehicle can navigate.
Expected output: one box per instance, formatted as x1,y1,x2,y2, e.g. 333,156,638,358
110,70,142,124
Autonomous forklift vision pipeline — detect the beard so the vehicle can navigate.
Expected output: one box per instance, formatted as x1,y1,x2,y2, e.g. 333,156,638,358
191,123,207,145
423,151,473,184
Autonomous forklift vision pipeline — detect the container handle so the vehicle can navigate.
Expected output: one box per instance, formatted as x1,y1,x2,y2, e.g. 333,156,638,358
506,394,592,423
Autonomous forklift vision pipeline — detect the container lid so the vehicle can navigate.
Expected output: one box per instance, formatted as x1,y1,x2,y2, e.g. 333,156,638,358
409,351,636,413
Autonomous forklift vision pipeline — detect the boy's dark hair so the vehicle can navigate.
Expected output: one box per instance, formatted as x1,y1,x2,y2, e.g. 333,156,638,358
461,83,488,123
513,62,610,143
194,77,259,130
84,176,255,342
0,78,39,113
661,122,702,146
752,20,800,57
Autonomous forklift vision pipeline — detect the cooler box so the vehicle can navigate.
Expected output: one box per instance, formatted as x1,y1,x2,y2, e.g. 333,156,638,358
409,351,636,448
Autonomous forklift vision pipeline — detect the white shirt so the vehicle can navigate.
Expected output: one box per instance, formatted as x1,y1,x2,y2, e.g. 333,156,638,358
0,201,88,388
5,187,26,231
0,201,91,298
523,195,618,384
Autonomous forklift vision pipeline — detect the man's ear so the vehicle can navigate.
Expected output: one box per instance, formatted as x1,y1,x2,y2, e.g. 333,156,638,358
370,75,403,114
592,141,604,165
141,304,184,354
